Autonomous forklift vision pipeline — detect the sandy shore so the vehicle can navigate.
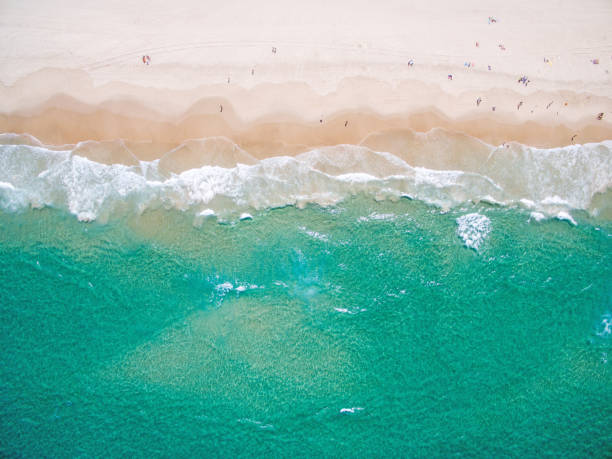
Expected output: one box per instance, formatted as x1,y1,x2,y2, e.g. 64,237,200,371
1,0,611,157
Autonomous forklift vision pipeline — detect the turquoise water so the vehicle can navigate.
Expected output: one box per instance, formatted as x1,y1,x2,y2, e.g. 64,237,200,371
1,196,610,457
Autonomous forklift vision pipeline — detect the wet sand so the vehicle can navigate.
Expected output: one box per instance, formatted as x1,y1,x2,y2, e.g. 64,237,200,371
1,0,611,163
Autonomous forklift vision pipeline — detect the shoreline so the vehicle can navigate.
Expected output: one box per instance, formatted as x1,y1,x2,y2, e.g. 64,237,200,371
1,70,611,159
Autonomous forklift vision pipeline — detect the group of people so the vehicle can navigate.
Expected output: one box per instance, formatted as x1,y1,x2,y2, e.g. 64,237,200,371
137,35,607,126
518,75,530,86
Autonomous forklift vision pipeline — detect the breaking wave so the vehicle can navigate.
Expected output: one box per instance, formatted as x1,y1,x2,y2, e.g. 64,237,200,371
0,132,610,222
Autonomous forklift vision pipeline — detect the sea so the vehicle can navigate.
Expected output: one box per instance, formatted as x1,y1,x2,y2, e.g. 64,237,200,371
0,131,610,457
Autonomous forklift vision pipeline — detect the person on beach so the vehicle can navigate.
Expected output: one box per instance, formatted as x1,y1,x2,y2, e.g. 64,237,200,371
571,134,578,143
142,55,151,65
517,101,523,110
220,104,223,113
448,74,453,80
597,112,604,120
476,97,482,107
345,121,348,127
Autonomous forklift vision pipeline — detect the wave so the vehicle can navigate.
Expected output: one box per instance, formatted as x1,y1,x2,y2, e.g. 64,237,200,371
0,132,610,222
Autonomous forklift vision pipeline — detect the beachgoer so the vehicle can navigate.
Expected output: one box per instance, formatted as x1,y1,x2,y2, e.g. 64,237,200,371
272,47,277,54
571,134,578,143
251,68,255,76
517,101,523,110
345,121,348,127
227,77,230,84
448,74,453,80
320,119,323,123
597,112,604,120
476,41,479,47
220,104,223,113
476,97,482,107
488,65,492,71
492,106,496,111
546,101,553,109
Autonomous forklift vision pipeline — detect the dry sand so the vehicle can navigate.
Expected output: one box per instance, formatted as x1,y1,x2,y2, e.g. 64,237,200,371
1,0,611,157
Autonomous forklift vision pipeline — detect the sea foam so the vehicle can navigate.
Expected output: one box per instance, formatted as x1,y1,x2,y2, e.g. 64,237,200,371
0,134,610,222
456,213,491,251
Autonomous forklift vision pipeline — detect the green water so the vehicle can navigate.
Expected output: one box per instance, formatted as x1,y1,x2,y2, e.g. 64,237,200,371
1,197,610,457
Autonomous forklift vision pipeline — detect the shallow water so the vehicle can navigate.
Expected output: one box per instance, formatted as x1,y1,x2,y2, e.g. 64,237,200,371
1,196,610,456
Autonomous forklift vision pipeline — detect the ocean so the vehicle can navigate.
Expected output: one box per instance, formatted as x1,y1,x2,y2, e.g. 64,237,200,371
0,132,610,456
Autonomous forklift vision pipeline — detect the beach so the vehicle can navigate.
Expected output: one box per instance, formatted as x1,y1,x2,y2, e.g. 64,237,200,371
1,0,611,156
1,1,611,457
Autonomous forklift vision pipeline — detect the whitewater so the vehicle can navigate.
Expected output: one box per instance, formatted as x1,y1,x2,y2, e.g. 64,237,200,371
0,132,610,223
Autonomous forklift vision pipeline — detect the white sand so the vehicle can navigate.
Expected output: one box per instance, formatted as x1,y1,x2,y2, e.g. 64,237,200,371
0,0,611,146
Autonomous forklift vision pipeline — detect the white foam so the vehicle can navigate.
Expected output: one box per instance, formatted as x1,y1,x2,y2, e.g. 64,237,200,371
334,307,367,315
0,136,610,222
198,209,215,217
216,282,234,292
340,407,364,414
357,212,397,222
555,211,577,226
235,283,261,292
456,213,491,251
597,315,611,337
529,211,546,222
299,226,329,242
